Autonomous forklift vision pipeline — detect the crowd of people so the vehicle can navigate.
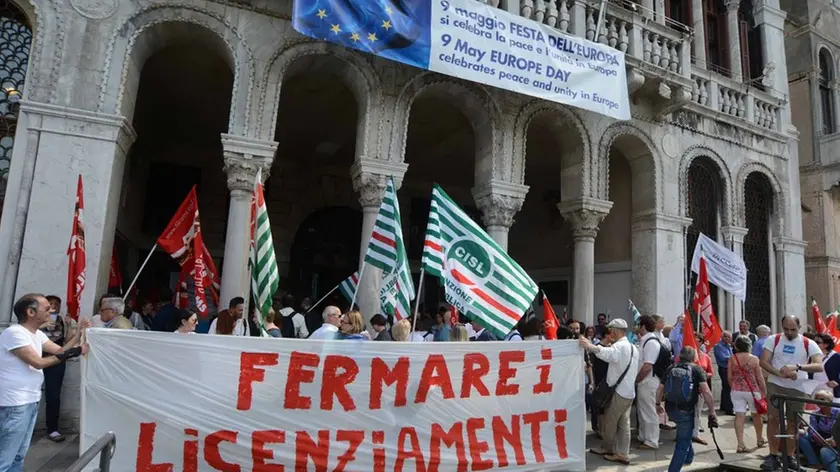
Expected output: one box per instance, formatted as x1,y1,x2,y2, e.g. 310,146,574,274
4,288,840,472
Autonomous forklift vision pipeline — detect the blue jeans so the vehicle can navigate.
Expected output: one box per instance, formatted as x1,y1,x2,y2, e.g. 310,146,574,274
668,408,695,472
0,402,39,472
799,436,839,472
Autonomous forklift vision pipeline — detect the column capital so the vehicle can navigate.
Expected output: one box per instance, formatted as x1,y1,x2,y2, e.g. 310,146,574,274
752,4,786,29
350,158,409,208
472,179,529,229
221,134,277,192
723,0,740,12
557,197,613,240
773,236,807,255
721,225,749,243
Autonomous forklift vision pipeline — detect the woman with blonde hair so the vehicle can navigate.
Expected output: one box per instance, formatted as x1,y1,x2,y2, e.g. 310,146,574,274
392,319,411,341
450,323,469,341
339,310,367,340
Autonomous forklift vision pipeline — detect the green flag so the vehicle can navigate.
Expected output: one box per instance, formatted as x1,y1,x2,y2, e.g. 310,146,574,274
249,169,277,336
421,184,538,338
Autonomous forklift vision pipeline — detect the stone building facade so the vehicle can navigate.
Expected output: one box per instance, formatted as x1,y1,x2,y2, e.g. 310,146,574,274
785,0,840,313
0,0,802,431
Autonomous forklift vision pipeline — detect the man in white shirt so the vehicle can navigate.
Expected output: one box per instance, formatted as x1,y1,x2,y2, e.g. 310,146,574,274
759,315,823,471
278,293,308,339
309,306,341,340
635,314,662,449
580,318,638,465
0,294,90,472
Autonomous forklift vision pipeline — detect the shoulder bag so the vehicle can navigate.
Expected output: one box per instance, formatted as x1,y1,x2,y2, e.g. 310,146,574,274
732,353,768,415
593,344,635,410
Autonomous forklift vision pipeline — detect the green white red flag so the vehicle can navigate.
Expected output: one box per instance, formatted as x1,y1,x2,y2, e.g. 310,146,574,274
362,177,414,320
339,272,359,305
249,169,277,336
421,184,538,338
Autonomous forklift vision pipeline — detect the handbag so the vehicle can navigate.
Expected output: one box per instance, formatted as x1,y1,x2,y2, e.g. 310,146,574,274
593,344,635,410
732,352,768,415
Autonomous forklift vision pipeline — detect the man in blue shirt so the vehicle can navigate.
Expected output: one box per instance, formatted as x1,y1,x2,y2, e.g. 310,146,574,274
752,325,771,358
669,314,684,361
714,331,734,415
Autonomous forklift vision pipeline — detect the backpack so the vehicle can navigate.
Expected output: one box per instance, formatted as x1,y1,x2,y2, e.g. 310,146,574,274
771,333,811,361
280,312,298,338
644,337,673,381
663,362,696,409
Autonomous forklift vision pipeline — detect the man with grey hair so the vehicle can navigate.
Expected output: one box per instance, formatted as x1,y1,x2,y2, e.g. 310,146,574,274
308,305,341,340
99,297,133,329
657,346,717,472
752,324,771,359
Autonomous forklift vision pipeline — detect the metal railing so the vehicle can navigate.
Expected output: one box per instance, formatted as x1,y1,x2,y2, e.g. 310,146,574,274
66,432,116,472
772,393,840,472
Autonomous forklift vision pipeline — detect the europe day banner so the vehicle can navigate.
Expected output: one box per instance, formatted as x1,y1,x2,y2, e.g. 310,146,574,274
81,329,586,471
292,0,630,120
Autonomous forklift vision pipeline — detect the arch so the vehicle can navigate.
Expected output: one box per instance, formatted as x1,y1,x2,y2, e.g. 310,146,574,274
6,0,56,103
735,161,785,235
392,72,500,183
678,146,733,225
259,39,382,157
598,122,661,212
818,46,835,134
512,99,590,195
97,4,254,136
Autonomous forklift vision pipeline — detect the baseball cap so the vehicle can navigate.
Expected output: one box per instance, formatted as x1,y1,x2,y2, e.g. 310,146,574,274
606,318,628,329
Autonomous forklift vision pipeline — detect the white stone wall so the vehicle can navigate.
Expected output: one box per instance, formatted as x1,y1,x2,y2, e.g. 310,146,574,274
0,0,804,433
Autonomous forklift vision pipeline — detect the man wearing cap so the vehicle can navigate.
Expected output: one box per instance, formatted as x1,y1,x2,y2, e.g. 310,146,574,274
580,318,639,465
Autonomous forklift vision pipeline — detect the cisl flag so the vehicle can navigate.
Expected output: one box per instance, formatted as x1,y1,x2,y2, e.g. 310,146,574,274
66,175,86,320
693,253,722,350
422,184,538,339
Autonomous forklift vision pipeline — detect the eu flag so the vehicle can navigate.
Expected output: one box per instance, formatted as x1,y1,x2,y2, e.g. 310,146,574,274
293,0,432,70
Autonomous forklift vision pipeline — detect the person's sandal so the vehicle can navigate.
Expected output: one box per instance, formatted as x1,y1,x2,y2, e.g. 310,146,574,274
757,438,767,448
737,445,748,453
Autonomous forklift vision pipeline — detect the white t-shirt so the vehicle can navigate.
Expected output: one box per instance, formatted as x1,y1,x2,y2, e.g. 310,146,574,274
209,317,249,336
764,334,822,391
0,324,50,406
309,324,339,340
640,332,661,385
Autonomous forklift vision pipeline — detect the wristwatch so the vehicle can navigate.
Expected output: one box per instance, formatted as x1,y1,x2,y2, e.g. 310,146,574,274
796,364,802,372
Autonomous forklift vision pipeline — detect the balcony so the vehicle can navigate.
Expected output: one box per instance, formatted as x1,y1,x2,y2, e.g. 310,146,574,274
484,0,785,133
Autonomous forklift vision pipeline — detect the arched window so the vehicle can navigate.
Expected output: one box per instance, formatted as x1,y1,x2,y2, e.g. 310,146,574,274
743,173,773,328
686,158,723,312
0,1,32,206
819,48,835,135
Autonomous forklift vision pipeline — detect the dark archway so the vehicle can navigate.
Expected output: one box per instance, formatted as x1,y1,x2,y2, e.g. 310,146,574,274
288,206,362,306
686,157,724,312
743,172,773,328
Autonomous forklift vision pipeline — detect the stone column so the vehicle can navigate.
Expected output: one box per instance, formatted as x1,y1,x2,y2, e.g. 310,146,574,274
559,197,612,327
690,0,707,64
773,237,807,330
753,2,791,126
721,225,748,332
472,180,528,252
0,102,135,328
219,134,276,309
724,0,743,82
631,213,693,324
351,158,408,325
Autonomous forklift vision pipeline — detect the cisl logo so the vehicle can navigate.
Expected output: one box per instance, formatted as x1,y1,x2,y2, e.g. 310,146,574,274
445,238,492,287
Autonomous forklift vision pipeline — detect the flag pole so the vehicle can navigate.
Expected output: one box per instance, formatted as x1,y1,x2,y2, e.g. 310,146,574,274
412,268,425,333
304,282,341,315
123,243,157,301
349,263,366,311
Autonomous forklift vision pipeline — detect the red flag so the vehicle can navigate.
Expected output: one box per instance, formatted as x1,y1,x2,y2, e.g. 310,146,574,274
813,298,827,334
682,308,699,352
66,175,86,321
828,316,840,353
693,254,722,350
542,294,559,340
448,306,459,326
108,241,122,292
156,186,210,316
174,270,190,309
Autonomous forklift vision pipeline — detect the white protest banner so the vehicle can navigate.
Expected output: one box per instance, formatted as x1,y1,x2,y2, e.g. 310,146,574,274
292,0,629,120
82,329,585,471
691,232,748,302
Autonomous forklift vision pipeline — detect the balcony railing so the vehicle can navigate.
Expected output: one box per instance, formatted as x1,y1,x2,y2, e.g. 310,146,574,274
481,0,786,132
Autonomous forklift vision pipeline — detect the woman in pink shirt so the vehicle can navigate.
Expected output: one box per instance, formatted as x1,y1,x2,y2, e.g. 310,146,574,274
728,336,767,452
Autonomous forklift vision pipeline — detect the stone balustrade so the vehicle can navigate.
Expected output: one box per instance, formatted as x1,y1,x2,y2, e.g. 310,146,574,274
483,0,785,132
691,66,783,132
